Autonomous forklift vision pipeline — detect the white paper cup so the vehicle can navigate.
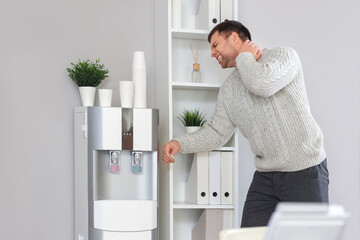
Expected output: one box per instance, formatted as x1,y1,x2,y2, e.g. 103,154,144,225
119,81,134,108
132,68,146,83
98,89,113,107
133,82,147,108
133,51,146,69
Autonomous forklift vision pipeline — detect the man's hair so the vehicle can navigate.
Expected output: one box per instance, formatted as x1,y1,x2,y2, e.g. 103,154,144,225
208,20,252,43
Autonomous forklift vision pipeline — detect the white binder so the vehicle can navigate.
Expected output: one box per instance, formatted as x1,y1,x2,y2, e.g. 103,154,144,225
209,151,221,205
220,0,233,22
221,151,233,205
208,0,220,30
222,209,233,230
191,209,223,240
185,152,209,204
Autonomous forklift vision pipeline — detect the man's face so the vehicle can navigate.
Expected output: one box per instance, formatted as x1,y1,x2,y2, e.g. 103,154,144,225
210,31,239,68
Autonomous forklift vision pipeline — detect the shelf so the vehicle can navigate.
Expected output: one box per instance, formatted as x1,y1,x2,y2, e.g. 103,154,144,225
176,147,235,152
172,82,221,90
173,201,235,209
215,146,235,151
171,28,209,40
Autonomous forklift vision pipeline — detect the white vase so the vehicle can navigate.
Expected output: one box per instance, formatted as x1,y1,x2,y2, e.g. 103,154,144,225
182,0,201,29
185,126,201,134
79,87,96,106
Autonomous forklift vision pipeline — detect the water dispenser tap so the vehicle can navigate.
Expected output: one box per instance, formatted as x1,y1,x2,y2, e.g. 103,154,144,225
109,151,120,173
132,152,143,173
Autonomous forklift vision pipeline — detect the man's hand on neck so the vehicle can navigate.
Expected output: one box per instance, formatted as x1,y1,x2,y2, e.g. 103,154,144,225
238,39,262,61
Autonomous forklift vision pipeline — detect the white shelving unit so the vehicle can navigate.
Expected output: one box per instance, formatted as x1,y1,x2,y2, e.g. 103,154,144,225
155,1,239,240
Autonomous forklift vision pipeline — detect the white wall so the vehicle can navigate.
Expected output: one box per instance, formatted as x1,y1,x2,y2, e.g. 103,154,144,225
237,0,360,239
0,0,154,239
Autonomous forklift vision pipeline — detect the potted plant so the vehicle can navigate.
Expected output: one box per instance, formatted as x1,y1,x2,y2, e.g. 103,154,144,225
67,58,109,106
177,108,207,134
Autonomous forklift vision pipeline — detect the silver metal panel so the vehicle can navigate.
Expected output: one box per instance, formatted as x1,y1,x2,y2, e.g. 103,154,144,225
88,107,122,150
122,108,133,150
92,150,158,201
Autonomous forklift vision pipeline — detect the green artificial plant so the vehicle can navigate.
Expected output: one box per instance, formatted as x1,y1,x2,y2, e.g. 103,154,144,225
177,108,207,127
67,59,109,87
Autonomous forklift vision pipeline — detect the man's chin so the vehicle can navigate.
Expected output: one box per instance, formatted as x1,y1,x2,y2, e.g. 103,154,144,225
220,62,236,69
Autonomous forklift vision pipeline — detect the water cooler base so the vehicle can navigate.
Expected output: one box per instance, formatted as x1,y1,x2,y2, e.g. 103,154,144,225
90,228,158,240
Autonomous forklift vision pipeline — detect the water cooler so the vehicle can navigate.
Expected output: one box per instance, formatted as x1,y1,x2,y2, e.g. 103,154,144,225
74,107,159,240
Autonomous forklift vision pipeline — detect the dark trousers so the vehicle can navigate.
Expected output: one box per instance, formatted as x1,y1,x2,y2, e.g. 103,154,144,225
241,159,329,227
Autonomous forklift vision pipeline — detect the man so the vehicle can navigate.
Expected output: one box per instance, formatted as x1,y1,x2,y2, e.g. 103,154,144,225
162,20,329,227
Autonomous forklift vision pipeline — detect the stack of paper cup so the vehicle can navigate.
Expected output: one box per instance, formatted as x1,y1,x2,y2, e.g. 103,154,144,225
119,81,134,108
132,51,147,108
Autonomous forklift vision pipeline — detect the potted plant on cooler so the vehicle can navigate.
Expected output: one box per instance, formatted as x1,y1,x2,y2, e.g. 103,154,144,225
177,108,207,134
67,58,109,106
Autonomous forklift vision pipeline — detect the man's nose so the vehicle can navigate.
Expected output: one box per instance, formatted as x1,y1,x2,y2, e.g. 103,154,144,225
211,50,216,58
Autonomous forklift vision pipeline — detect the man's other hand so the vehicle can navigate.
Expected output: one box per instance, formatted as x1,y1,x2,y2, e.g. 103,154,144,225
162,140,181,165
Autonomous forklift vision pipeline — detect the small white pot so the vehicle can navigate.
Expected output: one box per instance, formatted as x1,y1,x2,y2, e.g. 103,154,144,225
79,86,96,106
185,126,201,134
98,89,113,107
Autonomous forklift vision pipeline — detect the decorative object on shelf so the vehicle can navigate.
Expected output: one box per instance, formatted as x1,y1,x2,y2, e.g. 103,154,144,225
67,59,109,107
172,0,181,29
132,51,147,108
98,89,113,107
119,81,134,108
177,108,206,134
185,126,201,134
182,0,201,29
190,43,201,83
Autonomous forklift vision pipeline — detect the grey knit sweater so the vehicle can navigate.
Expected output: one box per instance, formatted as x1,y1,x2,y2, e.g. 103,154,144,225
174,47,326,172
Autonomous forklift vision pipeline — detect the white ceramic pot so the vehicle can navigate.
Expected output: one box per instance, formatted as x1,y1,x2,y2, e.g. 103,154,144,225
185,126,201,134
79,86,96,106
98,89,113,107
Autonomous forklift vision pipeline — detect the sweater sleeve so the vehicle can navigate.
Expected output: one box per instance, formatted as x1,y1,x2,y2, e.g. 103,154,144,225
235,47,300,97
173,86,236,154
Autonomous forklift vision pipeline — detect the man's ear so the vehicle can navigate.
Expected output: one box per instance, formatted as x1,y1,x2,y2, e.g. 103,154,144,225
231,32,241,44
